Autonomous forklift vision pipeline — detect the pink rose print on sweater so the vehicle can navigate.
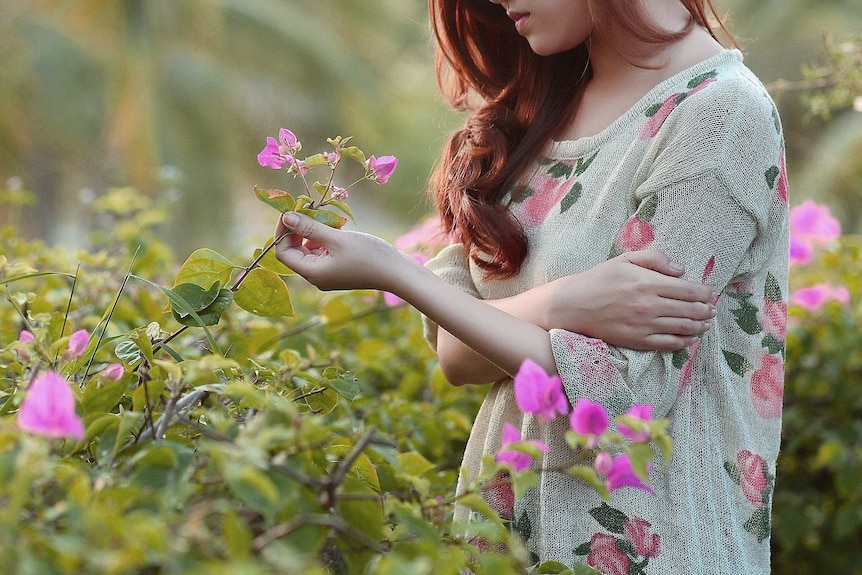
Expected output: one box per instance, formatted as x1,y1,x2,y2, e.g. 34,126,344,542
623,517,661,558
737,450,768,505
750,352,784,419
576,503,662,574
724,449,774,542
639,71,717,139
521,173,578,228
614,215,655,252
588,533,630,575
760,299,787,342
482,471,515,521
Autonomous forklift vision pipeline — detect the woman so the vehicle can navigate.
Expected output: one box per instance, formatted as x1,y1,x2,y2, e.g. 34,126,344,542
274,0,788,572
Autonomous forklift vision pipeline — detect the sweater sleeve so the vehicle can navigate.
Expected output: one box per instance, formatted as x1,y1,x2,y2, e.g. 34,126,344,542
420,242,483,350
551,78,789,418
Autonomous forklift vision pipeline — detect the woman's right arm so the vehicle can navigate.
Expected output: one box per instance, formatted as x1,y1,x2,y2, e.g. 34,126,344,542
436,250,715,386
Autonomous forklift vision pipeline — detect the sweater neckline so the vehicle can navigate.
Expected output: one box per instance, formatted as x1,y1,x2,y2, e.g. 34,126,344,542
548,49,743,158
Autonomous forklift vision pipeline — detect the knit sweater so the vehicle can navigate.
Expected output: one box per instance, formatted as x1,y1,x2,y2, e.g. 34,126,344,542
423,50,789,574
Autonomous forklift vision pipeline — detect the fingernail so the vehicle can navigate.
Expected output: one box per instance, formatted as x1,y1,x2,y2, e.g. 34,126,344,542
709,305,717,318
282,212,298,227
669,261,685,272
702,321,711,331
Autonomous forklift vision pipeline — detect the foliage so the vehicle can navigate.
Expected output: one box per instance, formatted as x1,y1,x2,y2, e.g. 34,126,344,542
772,233,862,574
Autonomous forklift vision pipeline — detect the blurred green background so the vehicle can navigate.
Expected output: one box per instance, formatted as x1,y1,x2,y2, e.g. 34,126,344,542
1,0,860,255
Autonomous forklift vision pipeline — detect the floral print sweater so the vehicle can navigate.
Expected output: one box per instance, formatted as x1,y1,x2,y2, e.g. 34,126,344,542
423,50,788,575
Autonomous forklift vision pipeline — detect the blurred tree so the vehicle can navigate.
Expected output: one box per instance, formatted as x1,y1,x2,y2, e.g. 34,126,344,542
0,0,449,252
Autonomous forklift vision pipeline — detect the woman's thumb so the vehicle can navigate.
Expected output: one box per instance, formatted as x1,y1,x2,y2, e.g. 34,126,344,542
281,211,333,242
624,249,685,277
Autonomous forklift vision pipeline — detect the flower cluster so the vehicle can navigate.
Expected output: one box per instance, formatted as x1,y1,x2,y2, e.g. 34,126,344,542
494,359,661,496
15,328,124,442
255,129,397,228
788,200,850,311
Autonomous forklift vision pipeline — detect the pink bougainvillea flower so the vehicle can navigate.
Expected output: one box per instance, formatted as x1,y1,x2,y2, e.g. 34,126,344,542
737,450,768,505
788,200,841,267
618,404,654,443
18,371,85,440
593,451,613,476
588,532,630,575
257,129,301,169
325,151,341,166
623,517,661,558
495,423,549,472
67,329,89,358
750,352,784,419
791,200,841,244
570,397,609,447
394,216,451,253
365,155,398,184
330,186,348,201
513,359,568,420
19,330,35,344
790,283,850,312
101,363,125,381
606,454,655,495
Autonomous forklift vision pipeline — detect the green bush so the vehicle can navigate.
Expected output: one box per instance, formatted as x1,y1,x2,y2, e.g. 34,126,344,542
772,236,862,574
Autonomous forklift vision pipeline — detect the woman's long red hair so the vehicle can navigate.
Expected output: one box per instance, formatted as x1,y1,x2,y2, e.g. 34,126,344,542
427,0,734,278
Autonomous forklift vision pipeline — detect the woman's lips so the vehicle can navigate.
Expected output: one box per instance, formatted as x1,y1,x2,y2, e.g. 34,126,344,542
508,12,529,34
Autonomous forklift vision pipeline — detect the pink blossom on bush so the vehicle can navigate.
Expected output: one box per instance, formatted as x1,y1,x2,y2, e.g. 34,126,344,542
789,200,841,266
790,283,850,311
18,330,35,344
365,155,398,184
67,329,89,358
18,371,85,440
618,404,654,443
101,363,125,381
737,450,768,505
495,423,548,472
513,359,568,421
606,454,655,495
593,451,613,476
588,532,630,575
623,517,661,558
569,397,609,447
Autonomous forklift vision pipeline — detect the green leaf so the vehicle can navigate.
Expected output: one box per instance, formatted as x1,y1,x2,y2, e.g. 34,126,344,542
458,493,504,525
672,348,690,369
130,274,223,355
254,186,296,212
627,443,655,480
225,463,281,522
514,509,532,542
174,248,235,289
324,199,355,221
589,503,628,534
637,194,660,222
253,237,295,276
304,153,328,167
170,282,223,315
547,162,574,179
115,340,142,363
512,469,537,500
171,288,234,327
568,465,609,500
341,145,366,165
82,378,127,415
297,208,348,229
732,297,762,335
687,69,718,89
645,102,663,117
534,560,573,574
233,268,294,318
